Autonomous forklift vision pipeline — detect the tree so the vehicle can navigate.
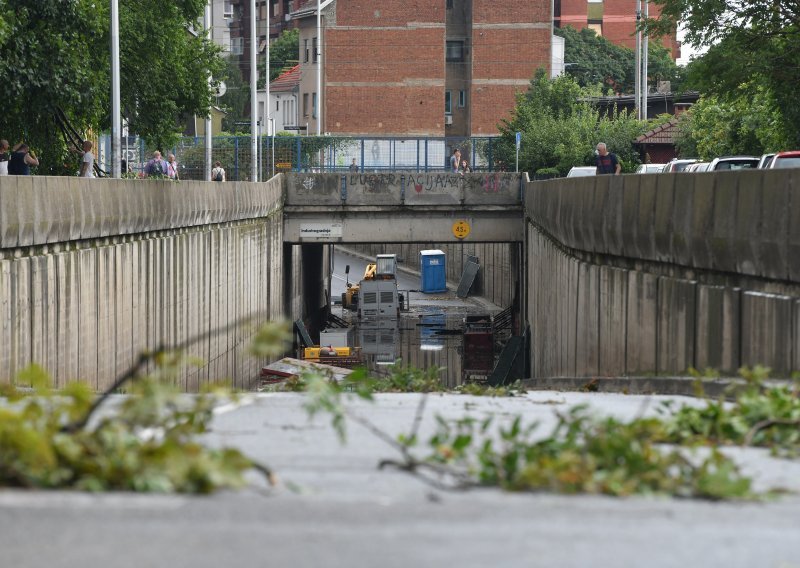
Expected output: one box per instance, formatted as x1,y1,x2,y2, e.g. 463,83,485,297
0,0,109,174
496,70,647,175
555,26,682,94
648,0,800,144
219,57,251,132
0,0,224,172
674,89,792,160
258,28,300,82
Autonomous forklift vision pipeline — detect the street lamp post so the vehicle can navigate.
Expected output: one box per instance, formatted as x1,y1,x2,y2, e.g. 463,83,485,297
269,117,275,178
250,0,258,182
205,1,212,181
111,0,121,178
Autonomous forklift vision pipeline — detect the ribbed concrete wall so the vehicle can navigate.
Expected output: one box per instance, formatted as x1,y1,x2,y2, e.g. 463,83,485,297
526,171,800,378
0,176,288,391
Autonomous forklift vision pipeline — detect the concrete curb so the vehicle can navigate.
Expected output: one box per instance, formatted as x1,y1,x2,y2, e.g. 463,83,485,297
521,376,746,399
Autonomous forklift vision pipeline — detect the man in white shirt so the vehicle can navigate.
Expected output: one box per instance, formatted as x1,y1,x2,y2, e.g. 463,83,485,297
79,141,95,178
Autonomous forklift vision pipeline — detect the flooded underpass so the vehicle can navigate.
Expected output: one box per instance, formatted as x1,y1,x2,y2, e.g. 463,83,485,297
328,249,510,388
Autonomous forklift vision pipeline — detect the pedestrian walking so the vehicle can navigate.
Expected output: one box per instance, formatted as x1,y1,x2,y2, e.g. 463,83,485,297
8,143,39,175
0,139,9,176
595,142,621,175
144,151,168,177
211,161,226,182
78,140,95,178
167,153,179,180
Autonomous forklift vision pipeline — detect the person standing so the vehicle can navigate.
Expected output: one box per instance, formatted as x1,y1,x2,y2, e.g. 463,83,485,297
450,148,461,173
144,151,168,177
166,153,179,180
211,161,226,182
0,140,9,176
595,142,621,175
460,159,472,174
8,143,39,175
348,158,358,173
78,140,95,178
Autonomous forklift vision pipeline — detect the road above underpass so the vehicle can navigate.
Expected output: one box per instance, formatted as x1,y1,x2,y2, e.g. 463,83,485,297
2,392,799,568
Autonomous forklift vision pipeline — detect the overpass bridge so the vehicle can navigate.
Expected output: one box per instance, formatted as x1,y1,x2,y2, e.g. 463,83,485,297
282,172,524,243
0,169,798,390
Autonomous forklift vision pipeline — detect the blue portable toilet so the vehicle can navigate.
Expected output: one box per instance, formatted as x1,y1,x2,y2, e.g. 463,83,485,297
420,250,446,293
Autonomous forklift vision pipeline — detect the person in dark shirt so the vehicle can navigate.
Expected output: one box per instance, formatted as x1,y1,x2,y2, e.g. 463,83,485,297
595,142,621,175
8,143,39,175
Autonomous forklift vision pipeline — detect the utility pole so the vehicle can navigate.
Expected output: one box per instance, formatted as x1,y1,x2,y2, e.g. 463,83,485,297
111,0,121,178
635,0,642,120
250,0,258,181
265,3,270,179
641,1,649,121
204,1,212,181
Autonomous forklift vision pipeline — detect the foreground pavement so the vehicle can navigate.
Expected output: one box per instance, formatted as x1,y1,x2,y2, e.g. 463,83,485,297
2,392,800,568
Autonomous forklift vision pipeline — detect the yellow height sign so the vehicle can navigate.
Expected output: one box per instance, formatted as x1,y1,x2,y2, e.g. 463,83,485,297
452,220,471,240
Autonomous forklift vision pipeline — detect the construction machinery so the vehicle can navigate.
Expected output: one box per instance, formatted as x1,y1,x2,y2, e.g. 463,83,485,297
358,254,400,320
341,262,376,311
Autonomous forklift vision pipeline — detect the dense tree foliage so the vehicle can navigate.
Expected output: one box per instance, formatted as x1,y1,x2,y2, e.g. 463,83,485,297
0,0,224,172
258,28,300,82
674,88,791,159
649,0,800,145
555,26,682,94
496,70,647,175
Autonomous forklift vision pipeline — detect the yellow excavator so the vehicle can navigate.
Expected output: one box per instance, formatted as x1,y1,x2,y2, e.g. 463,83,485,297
341,262,376,311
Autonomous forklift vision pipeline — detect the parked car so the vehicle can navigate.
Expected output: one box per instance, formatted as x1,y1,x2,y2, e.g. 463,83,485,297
769,151,800,169
566,166,597,177
686,162,711,172
635,163,666,174
707,156,759,171
757,153,776,169
662,159,698,173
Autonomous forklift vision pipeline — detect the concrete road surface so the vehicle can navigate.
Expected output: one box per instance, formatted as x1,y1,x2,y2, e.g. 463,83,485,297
2,392,800,568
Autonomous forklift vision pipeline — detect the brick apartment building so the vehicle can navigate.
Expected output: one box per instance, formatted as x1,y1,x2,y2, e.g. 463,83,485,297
554,0,680,58
218,0,302,80
292,0,551,137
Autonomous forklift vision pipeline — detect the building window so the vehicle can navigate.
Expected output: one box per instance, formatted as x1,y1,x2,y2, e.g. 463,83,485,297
259,3,267,20
223,1,233,18
259,101,265,123
304,39,309,62
276,100,280,111
312,37,318,63
312,92,317,118
588,22,602,36
446,0,453,8
303,93,309,117
231,37,243,55
446,40,464,62
458,90,466,107
445,91,452,115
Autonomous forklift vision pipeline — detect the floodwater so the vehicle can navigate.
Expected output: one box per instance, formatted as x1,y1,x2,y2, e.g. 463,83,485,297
330,249,503,387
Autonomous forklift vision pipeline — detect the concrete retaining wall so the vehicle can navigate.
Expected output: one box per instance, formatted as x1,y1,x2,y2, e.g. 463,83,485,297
0,176,289,390
526,171,800,378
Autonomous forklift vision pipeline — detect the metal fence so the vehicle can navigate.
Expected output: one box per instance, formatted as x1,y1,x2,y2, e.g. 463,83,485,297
103,135,505,182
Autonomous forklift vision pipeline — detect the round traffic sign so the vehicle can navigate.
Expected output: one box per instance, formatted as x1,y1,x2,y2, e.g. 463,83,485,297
452,220,471,240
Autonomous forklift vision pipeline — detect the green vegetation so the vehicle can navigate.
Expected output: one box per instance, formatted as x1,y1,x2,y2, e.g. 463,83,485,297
660,367,800,456
424,408,752,499
258,29,300,82
0,366,269,492
555,25,682,94
649,0,800,149
0,0,224,172
496,70,647,175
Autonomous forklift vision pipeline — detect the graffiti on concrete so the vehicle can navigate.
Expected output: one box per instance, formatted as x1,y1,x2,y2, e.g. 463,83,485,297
301,177,315,191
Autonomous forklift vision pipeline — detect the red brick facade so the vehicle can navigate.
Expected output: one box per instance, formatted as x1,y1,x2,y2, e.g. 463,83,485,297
557,0,680,58
315,0,551,136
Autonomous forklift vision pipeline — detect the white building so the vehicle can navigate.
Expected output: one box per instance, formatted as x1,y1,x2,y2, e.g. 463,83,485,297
257,64,300,134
